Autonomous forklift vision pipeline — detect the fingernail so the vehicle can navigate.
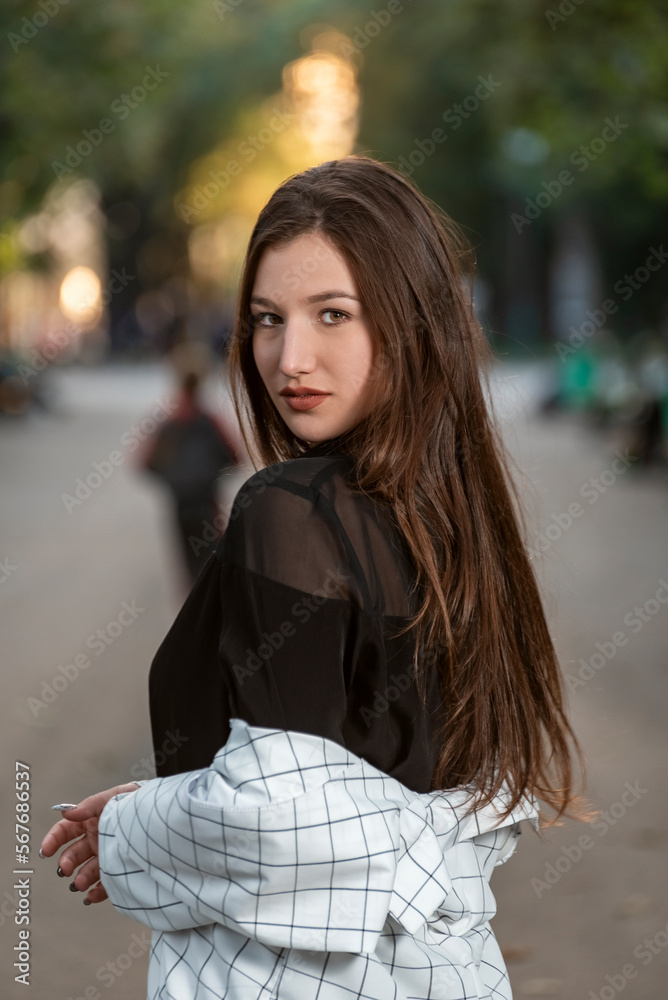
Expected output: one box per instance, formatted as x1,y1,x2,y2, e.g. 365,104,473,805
57,866,66,877
83,898,91,906
69,882,79,892
38,848,46,859
51,803,77,811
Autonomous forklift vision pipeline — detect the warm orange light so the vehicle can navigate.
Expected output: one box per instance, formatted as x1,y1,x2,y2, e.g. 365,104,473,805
179,28,359,295
59,266,102,326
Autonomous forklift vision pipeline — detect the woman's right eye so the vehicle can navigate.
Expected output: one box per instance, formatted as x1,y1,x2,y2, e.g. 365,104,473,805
251,312,282,327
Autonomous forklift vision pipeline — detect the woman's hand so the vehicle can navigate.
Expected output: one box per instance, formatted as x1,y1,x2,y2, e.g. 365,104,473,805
40,782,141,905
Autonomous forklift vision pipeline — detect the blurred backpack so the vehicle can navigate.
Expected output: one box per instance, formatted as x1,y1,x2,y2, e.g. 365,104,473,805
144,411,235,505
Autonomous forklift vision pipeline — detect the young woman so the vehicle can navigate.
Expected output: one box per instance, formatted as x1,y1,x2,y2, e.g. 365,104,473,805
41,155,589,1000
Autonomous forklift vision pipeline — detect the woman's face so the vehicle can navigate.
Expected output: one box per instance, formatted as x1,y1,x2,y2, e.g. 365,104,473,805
250,232,379,446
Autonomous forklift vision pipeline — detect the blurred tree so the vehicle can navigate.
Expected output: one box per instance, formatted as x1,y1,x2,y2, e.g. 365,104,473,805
0,0,324,347
352,0,668,350
1,0,666,351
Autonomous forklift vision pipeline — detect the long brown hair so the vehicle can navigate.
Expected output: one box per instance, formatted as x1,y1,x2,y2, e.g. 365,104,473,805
227,155,591,828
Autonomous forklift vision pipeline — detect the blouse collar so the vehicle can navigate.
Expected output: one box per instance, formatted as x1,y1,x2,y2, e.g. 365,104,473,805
300,432,352,458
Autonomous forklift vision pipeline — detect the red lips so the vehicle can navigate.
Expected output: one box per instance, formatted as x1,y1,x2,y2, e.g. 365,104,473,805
279,387,328,396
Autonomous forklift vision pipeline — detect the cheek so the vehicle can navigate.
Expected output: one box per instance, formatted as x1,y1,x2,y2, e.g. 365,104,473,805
251,334,270,376
339,342,378,399
354,333,380,388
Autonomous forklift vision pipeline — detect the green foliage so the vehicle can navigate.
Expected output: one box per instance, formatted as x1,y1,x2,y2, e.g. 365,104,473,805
1,0,666,339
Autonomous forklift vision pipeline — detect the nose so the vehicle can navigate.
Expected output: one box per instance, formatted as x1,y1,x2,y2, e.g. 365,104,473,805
278,316,317,377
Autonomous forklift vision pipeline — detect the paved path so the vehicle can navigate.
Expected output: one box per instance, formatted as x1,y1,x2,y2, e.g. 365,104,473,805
492,371,668,999
0,360,665,999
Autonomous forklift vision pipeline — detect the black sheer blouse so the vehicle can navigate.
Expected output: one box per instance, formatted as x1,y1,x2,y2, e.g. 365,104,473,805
148,434,446,793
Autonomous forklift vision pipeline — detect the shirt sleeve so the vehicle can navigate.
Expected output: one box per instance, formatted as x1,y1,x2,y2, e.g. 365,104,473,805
98,720,540,948
214,467,369,747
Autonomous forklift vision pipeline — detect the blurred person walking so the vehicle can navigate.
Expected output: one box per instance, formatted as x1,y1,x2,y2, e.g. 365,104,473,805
141,363,242,583
628,336,668,467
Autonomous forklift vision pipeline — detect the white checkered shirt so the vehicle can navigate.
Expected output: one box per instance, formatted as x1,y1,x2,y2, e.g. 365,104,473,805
98,717,539,999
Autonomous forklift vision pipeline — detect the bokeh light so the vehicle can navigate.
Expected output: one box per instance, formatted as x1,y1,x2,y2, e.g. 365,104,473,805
59,265,102,326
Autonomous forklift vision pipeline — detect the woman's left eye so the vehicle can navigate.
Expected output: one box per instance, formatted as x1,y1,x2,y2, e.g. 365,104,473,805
321,309,347,324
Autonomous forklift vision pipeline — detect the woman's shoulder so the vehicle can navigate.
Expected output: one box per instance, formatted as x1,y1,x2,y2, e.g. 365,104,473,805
225,453,368,538
234,452,356,505
222,453,416,618
215,453,372,608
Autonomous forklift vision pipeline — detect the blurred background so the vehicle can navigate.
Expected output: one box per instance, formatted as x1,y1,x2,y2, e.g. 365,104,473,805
1,1,667,997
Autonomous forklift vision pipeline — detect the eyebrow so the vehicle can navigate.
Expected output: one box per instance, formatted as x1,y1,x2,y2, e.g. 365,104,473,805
250,291,359,307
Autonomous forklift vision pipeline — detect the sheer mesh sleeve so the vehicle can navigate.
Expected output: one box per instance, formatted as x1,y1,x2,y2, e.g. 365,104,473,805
148,453,443,789
215,467,371,747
